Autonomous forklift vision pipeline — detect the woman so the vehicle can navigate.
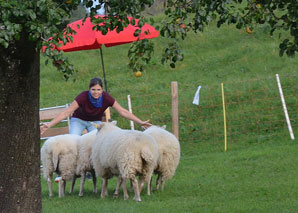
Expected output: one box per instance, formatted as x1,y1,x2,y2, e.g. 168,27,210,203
40,77,151,136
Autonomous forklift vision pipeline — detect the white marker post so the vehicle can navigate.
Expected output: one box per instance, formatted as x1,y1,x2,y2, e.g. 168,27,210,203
127,95,135,130
276,74,295,140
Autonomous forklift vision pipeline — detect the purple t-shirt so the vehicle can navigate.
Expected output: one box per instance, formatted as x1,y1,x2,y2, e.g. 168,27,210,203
72,91,115,121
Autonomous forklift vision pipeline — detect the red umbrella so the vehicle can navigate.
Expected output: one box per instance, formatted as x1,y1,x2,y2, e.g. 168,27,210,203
47,15,159,91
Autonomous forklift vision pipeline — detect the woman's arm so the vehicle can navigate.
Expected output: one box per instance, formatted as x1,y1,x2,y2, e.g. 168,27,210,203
40,100,79,135
112,101,152,128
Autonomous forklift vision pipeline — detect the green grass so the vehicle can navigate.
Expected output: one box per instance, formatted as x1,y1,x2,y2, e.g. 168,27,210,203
41,140,298,212
40,18,298,212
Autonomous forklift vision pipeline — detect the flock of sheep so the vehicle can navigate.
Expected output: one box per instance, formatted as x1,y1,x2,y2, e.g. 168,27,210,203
40,121,180,202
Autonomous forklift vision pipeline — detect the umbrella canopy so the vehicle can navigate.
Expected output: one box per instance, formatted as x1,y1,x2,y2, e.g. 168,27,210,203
46,15,159,92
52,15,159,52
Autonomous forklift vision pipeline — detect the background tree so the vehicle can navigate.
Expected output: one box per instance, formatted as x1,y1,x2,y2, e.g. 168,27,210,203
70,3,88,22
154,0,298,67
0,0,297,212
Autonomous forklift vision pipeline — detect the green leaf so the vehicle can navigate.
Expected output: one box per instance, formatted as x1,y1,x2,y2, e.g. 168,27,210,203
87,1,93,8
28,9,37,20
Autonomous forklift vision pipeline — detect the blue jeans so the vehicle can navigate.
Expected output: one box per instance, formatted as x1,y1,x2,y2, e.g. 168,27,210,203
70,117,102,135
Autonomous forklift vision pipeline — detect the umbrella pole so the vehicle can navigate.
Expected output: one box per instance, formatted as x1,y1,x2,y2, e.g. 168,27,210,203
100,47,111,122
100,47,108,92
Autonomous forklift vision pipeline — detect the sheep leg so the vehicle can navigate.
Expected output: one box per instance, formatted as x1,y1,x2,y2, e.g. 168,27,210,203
138,175,145,194
78,172,86,197
138,174,152,196
48,174,54,197
47,174,54,197
146,173,153,196
113,175,122,198
161,179,166,192
122,177,129,200
131,177,141,202
58,180,62,197
150,176,153,192
129,179,133,192
70,175,76,194
91,169,97,194
58,179,65,198
100,178,108,198
155,174,162,191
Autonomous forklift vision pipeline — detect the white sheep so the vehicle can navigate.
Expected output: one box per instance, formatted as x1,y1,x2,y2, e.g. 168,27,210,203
144,125,180,191
91,122,158,202
71,129,98,196
40,130,98,197
41,134,80,197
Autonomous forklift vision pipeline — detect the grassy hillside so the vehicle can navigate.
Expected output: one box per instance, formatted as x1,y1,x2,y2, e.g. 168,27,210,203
40,18,298,212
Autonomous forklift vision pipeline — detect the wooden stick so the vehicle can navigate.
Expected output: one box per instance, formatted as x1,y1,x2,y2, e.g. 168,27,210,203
171,81,179,140
104,107,111,122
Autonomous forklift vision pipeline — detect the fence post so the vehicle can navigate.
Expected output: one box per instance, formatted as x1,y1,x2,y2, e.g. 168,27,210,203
104,108,111,122
276,74,295,140
221,83,227,152
127,95,135,130
66,103,71,132
171,81,179,139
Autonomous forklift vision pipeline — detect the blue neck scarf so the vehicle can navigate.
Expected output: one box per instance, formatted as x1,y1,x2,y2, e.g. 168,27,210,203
88,91,103,108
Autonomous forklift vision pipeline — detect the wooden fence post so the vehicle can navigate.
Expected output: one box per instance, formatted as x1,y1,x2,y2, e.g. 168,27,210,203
171,81,179,139
104,108,111,122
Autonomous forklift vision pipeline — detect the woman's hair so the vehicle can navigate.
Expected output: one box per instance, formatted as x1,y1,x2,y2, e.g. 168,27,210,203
89,77,103,89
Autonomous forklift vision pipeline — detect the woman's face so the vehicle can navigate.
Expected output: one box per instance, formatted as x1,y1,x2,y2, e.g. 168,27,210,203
90,84,103,99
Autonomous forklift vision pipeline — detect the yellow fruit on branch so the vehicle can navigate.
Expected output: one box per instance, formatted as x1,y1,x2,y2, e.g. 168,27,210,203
134,71,142,77
246,27,253,34
66,0,72,4
176,18,181,23
256,3,262,8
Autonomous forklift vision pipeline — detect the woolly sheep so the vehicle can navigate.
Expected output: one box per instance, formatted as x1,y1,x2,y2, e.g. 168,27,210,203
91,122,158,202
71,129,98,196
40,134,80,197
40,130,98,197
144,125,180,191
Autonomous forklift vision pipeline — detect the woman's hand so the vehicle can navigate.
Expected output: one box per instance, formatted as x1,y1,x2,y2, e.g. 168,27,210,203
40,123,49,135
140,120,152,129
112,101,152,129
39,101,78,137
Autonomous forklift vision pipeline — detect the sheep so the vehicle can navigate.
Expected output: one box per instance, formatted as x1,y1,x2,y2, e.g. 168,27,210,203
71,129,98,197
144,125,180,191
40,130,98,197
91,122,158,202
40,134,80,197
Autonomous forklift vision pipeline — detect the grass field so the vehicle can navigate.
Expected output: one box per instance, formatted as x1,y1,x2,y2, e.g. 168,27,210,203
40,17,298,212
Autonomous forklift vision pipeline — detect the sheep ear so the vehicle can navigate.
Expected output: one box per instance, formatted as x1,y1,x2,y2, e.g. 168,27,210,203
91,122,105,131
161,125,166,129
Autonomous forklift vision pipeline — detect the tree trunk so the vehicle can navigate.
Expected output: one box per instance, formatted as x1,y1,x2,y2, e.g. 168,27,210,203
0,32,42,212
